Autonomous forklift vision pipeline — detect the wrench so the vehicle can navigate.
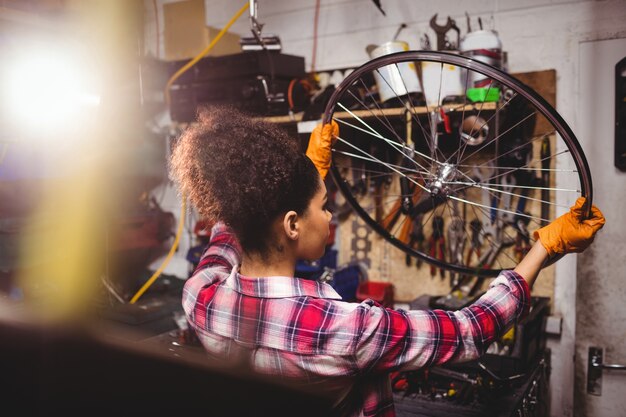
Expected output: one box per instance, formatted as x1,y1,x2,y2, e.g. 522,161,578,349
540,135,551,226
473,163,495,230
465,218,483,266
447,216,466,287
406,214,425,268
468,219,514,296
498,174,516,224
514,217,531,262
429,216,446,278
429,14,455,51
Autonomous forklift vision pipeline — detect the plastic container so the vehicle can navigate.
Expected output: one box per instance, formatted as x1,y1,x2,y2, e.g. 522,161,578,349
368,41,422,103
466,87,500,102
356,281,394,307
460,30,503,89
421,60,465,106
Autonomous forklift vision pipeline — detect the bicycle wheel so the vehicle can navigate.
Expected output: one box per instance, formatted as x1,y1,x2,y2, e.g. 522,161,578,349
324,51,592,278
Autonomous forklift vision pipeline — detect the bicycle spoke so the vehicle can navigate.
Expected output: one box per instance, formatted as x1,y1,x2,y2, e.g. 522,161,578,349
333,150,432,177
326,51,591,277
374,67,437,153
464,131,555,173
333,113,437,170
446,181,579,193
446,90,520,165
456,165,576,173
455,64,472,167
454,81,496,165
392,63,436,154
453,169,546,230
447,179,570,209
348,79,407,144
466,203,523,268
474,149,571,186
459,111,536,164
335,136,430,194
449,194,549,223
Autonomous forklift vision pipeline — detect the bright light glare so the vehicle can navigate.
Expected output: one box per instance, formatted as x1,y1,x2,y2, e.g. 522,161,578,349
4,50,101,132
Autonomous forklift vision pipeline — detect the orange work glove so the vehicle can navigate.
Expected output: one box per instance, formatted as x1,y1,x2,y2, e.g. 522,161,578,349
533,197,605,257
306,121,339,180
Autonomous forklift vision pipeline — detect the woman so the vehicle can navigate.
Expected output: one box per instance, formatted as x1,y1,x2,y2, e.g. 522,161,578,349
170,106,605,417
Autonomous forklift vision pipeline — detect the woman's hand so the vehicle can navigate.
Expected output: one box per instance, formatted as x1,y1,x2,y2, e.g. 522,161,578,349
515,197,604,288
534,197,605,257
306,121,339,180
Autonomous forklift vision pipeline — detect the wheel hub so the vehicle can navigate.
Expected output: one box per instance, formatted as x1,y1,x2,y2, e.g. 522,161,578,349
428,163,457,197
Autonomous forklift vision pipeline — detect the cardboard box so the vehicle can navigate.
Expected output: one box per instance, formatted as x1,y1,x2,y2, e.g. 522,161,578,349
163,0,240,61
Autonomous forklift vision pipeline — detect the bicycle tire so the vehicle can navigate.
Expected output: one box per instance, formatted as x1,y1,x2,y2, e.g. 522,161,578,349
323,50,592,278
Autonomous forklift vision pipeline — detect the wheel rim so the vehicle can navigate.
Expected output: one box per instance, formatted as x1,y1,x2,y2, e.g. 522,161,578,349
324,50,592,278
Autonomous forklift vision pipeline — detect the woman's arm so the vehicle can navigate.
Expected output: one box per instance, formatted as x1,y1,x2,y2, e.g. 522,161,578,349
353,270,531,372
514,240,548,289
354,198,605,373
194,222,242,273
516,197,606,288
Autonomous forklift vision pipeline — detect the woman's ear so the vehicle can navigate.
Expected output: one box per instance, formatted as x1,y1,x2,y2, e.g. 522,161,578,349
283,210,299,240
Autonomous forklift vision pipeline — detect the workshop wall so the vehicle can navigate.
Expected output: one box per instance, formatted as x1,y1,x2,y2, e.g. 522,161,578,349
575,37,626,417
143,1,626,416
214,4,626,416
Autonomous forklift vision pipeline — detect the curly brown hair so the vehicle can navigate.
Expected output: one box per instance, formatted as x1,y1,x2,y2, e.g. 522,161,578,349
170,106,321,255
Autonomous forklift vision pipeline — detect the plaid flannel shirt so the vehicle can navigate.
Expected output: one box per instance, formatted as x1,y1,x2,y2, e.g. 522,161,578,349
183,223,530,417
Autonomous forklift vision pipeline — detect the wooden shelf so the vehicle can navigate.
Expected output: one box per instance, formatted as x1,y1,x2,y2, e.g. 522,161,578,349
173,102,499,129
261,102,497,124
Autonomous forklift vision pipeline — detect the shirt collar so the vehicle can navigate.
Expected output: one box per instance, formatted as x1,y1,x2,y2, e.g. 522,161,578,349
224,265,342,300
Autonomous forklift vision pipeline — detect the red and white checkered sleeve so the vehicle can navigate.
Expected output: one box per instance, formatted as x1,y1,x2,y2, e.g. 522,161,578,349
194,222,242,273
353,270,530,373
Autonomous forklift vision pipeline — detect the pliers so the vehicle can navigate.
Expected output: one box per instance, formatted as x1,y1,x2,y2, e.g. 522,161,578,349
429,216,446,278
514,217,531,262
465,219,483,266
405,214,425,268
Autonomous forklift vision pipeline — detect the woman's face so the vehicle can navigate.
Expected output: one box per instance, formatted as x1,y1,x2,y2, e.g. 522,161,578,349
295,177,333,261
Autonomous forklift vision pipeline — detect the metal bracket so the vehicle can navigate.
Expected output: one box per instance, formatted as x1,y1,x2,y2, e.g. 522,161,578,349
242,0,282,51
587,346,626,396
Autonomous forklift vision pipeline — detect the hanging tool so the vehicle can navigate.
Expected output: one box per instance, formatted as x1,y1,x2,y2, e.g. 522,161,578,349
351,157,368,197
514,217,531,262
540,135,551,226
398,210,415,249
371,0,386,15
249,0,263,42
465,219,483,267
429,216,446,278
439,108,453,135
393,23,407,41
449,219,482,295
374,180,385,223
381,198,403,233
498,174,516,224
241,0,282,50
382,177,423,233
449,19,461,50
465,12,472,33
406,214,425,267
468,221,514,296
473,163,496,230
447,216,466,287
468,162,517,294
429,14,455,51
399,146,416,215
421,33,432,50
372,144,394,223
510,156,535,261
